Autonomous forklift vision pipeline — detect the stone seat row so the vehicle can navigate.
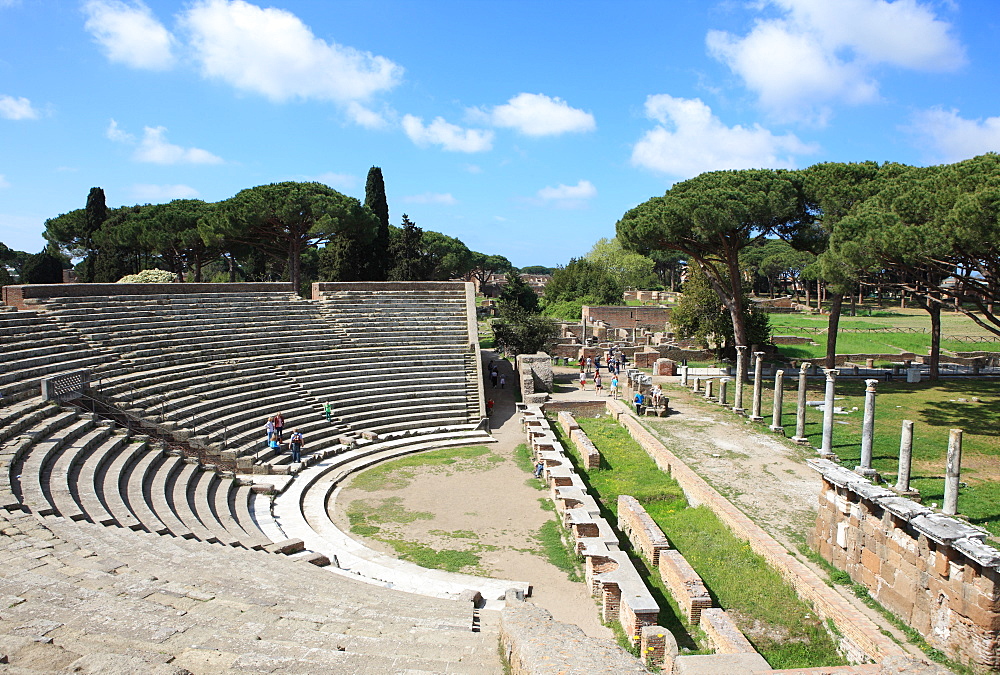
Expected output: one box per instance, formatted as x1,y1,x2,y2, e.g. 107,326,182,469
31,292,302,311
1,402,281,552
520,405,660,644
0,508,499,673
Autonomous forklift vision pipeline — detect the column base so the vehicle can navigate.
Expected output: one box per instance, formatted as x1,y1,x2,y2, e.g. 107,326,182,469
891,487,921,500
817,450,840,461
748,415,764,422
768,425,785,435
854,466,879,479
732,407,746,415
790,436,810,445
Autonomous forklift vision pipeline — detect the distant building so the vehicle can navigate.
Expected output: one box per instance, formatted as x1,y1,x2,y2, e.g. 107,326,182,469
476,273,551,298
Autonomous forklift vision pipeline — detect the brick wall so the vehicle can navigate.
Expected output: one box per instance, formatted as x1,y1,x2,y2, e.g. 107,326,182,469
810,459,1000,670
617,495,670,567
699,608,757,654
569,427,601,470
659,550,712,624
582,306,672,331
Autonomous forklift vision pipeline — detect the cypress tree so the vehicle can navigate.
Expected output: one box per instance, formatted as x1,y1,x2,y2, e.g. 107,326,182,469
364,166,390,280
81,187,108,282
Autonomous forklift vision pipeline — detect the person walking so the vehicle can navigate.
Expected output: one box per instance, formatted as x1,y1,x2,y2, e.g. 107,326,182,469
610,374,619,399
633,391,645,415
579,370,587,390
490,368,498,388
499,374,506,389
594,372,603,395
289,429,304,463
273,412,285,442
264,416,275,445
323,401,332,423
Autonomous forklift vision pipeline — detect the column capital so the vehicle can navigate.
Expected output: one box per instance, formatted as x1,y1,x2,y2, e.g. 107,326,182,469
824,368,839,381
865,378,879,392
753,351,765,358
800,361,811,373
735,345,748,353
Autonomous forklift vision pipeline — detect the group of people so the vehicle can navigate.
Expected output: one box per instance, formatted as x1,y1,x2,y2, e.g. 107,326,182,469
487,360,507,389
633,384,665,415
264,413,304,463
577,350,628,397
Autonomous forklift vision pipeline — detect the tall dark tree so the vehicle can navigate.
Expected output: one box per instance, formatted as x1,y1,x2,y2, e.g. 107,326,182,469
499,273,539,313
21,251,64,284
388,214,426,281
364,166,390,280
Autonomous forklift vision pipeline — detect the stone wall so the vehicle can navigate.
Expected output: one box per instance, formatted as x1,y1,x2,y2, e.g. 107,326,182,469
617,495,670,567
809,458,1000,671
581,306,672,331
516,353,553,395
2,282,294,309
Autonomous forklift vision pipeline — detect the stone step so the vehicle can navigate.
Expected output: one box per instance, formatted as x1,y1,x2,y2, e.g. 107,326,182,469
18,416,95,516
75,433,130,527
146,453,195,539
45,422,116,521
125,445,170,535
99,438,147,531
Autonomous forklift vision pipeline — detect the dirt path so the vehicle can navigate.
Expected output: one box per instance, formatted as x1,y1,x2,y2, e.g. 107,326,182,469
332,352,611,641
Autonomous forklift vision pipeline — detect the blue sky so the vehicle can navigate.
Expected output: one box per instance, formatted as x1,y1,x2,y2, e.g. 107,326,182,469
2,0,999,267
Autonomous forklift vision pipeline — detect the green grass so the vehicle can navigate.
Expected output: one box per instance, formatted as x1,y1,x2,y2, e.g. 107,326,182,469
535,520,583,582
714,377,1000,537
561,415,846,669
515,443,547,490
349,446,497,491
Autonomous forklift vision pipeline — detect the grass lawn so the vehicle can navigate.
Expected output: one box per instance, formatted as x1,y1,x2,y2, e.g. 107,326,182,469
768,308,1000,360
554,415,846,669
708,377,1000,538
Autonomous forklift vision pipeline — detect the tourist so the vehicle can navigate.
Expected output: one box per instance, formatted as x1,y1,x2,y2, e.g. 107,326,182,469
486,399,494,416
585,356,592,374
594,372,603,395
610,374,619,399
490,368,498,388
499,373,506,389
594,355,601,372
633,391,644,415
579,370,587,390
264,416,275,445
289,429,303,463
651,385,662,409
273,412,285,441
534,460,544,478
323,401,332,423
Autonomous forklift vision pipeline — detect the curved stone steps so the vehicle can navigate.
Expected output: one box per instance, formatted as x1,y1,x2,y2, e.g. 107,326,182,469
0,397,52,446
167,459,216,542
75,434,129,527
45,422,115,521
187,466,240,547
122,446,169,535
99,439,146,531
15,416,93,516
209,476,263,549
227,483,272,549
146,454,194,539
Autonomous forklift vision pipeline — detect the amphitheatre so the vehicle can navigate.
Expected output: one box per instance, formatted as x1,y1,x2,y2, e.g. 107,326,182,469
0,278,998,674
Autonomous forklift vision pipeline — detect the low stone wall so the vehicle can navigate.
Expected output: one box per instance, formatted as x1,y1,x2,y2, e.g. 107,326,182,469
605,398,906,664
2,282,294,308
659,549,712,624
582,305,672,331
570,427,601,470
772,335,815,345
699,608,757,654
543,400,608,417
617,495,670,567
499,592,650,674
809,458,1000,670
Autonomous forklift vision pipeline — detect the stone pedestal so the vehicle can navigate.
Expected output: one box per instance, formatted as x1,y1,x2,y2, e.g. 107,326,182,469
819,368,838,460
791,362,810,444
769,370,785,434
692,377,700,394
704,379,714,401
749,352,765,421
906,367,921,383
718,378,729,406
680,366,689,386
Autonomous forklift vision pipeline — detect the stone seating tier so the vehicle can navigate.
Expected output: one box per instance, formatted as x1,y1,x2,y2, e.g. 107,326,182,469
0,510,499,673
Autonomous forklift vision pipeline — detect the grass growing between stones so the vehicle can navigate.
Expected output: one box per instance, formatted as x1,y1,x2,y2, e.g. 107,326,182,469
349,445,498,491
562,415,846,669
535,519,583,582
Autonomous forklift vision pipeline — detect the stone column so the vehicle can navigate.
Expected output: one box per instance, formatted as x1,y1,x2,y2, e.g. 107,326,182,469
704,379,713,401
791,362,810,444
819,368,838,458
692,377,700,394
733,346,747,414
749,352,765,421
943,428,963,516
896,420,915,493
679,365,689,387
769,370,785,434
856,379,879,477
718,378,729,406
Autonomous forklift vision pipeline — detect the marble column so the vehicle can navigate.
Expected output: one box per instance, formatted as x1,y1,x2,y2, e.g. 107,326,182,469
692,377,701,394
733,346,747,414
856,379,879,476
718,378,729,406
704,378,714,401
896,420,914,492
769,370,785,434
749,352,765,421
791,362,811,444
680,365,689,387
943,428,963,516
819,368,838,458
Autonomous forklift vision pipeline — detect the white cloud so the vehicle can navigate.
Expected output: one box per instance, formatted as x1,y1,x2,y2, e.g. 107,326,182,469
463,164,483,174
537,180,596,201
83,0,176,70
107,120,224,165
0,175,10,189
179,0,402,104
402,114,493,153
0,95,39,120
484,93,595,136
631,94,816,177
708,0,965,124
130,184,201,202
314,172,357,190
907,107,1000,163
345,101,390,129
402,192,457,205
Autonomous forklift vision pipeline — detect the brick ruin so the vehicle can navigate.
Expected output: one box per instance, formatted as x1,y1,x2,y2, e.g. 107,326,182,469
810,458,1000,671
